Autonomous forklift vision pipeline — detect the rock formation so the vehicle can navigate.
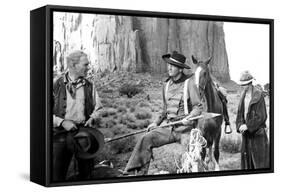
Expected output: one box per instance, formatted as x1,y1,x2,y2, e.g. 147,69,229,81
53,12,230,82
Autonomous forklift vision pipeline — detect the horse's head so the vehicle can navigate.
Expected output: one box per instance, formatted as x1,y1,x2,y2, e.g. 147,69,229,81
192,55,212,99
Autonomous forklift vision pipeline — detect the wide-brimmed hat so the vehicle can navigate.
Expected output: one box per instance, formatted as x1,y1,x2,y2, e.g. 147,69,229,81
162,51,191,69
239,70,254,86
67,127,104,159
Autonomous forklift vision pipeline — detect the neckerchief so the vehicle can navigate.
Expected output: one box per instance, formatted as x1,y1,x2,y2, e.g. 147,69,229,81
65,74,86,99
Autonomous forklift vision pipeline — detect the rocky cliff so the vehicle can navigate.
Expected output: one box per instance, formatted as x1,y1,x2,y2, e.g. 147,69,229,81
53,12,230,82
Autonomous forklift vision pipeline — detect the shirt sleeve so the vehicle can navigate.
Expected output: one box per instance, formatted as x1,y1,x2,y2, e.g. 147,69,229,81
90,83,103,119
188,78,203,117
53,115,64,127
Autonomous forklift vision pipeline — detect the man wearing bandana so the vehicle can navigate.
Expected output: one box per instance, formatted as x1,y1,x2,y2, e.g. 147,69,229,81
52,50,103,181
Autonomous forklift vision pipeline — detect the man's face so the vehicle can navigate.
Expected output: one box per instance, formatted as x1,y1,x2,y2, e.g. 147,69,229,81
167,63,181,77
242,84,250,92
74,55,90,77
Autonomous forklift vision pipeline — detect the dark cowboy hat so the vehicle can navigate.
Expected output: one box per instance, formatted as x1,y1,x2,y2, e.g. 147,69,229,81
67,127,105,159
162,51,191,69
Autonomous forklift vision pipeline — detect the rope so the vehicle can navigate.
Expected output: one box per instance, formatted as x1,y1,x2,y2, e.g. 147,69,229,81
176,128,207,173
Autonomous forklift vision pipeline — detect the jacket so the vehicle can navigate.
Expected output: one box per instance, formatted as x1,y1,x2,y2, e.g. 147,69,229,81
236,86,269,169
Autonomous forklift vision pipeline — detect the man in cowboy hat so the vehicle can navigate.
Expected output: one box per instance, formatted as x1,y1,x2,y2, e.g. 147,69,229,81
124,51,203,175
53,50,104,181
236,70,269,169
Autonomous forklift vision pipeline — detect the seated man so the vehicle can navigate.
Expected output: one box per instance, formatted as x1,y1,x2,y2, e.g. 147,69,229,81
124,51,203,175
53,50,103,181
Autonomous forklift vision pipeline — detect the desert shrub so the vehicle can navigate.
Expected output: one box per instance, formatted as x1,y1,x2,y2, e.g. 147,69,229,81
117,106,127,113
102,88,114,94
99,108,118,118
151,107,160,113
112,124,129,136
92,116,102,129
109,136,137,154
101,98,110,106
105,119,117,129
119,83,142,98
220,134,242,153
125,101,132,108
119,113,136,124
126,119,151,130
127,122,138,129
134,109,152,120
136,119,151,129
130,106,135,113
138,101,150,108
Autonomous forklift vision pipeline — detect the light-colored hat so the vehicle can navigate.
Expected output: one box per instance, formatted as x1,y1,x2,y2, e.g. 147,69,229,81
239,70,254,86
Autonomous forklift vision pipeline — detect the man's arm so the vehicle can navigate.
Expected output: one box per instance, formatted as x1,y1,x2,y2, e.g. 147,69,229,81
88,83,103,119
154,84,167,126
85,83,103,127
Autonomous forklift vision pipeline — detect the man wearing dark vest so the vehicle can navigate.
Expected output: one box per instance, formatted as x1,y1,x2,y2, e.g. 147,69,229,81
124,51,203,175
53,50,103,181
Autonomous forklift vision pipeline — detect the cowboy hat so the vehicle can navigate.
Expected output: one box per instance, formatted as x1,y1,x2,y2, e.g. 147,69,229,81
162,51,191,69
67,127,105,159
239,70,254,86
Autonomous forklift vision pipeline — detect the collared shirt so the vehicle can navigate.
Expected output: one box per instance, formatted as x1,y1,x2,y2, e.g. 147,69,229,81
53,73,102,127
165,74,202,119
244,91,252,118
154,74,202,125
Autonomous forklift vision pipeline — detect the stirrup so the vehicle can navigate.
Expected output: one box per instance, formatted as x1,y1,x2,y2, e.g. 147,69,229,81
224,124,232,134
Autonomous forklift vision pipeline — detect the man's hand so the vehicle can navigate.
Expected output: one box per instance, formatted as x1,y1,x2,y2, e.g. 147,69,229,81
61,120,77,131
85,117,95,127
181,116,192,126
239,124,248,133
146,122,157,132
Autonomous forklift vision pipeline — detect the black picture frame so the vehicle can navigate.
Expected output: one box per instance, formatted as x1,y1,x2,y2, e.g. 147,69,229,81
30,4,274,187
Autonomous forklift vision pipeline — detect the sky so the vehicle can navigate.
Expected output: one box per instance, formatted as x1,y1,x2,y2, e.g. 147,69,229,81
224,22,270,85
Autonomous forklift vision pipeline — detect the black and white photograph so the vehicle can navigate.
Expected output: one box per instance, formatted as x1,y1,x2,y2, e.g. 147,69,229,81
50,9,272,183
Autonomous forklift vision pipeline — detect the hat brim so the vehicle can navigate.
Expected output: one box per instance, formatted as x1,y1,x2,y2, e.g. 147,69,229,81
162,54,191,69
239,79,253,86
74,127,105,159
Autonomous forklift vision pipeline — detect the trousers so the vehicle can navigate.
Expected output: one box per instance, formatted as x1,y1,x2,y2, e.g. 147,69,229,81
52,132,93,181
124,123,192,174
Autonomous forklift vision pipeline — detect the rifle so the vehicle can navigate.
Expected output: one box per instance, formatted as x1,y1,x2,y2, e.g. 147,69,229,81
105,112,221,143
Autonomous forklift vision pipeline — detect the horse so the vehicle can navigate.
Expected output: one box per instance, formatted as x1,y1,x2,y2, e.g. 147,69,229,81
192,55,224,171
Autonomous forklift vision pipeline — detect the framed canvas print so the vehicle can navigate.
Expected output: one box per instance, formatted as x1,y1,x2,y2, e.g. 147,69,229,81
30,5,274,187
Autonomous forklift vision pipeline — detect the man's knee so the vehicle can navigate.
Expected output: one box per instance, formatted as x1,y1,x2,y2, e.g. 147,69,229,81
139,131,159,147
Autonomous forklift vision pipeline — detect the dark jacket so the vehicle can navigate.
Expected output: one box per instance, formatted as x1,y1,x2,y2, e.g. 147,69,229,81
53,75,94,121
236,86,269,169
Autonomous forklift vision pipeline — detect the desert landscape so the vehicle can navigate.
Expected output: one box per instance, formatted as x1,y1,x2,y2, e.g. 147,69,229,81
53,13,270,179
62,71,269,178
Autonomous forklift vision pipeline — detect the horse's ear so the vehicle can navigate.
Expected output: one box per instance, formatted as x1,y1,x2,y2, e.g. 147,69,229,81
192,55,198,64
205,56,212,65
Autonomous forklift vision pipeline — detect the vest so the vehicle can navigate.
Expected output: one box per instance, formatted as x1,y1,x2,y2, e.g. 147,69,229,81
164,78,191,119
53,76,94,120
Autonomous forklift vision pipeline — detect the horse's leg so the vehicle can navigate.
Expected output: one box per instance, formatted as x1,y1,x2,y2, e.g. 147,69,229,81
213,131,221,171
206,145,216,171
200,147,206,161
